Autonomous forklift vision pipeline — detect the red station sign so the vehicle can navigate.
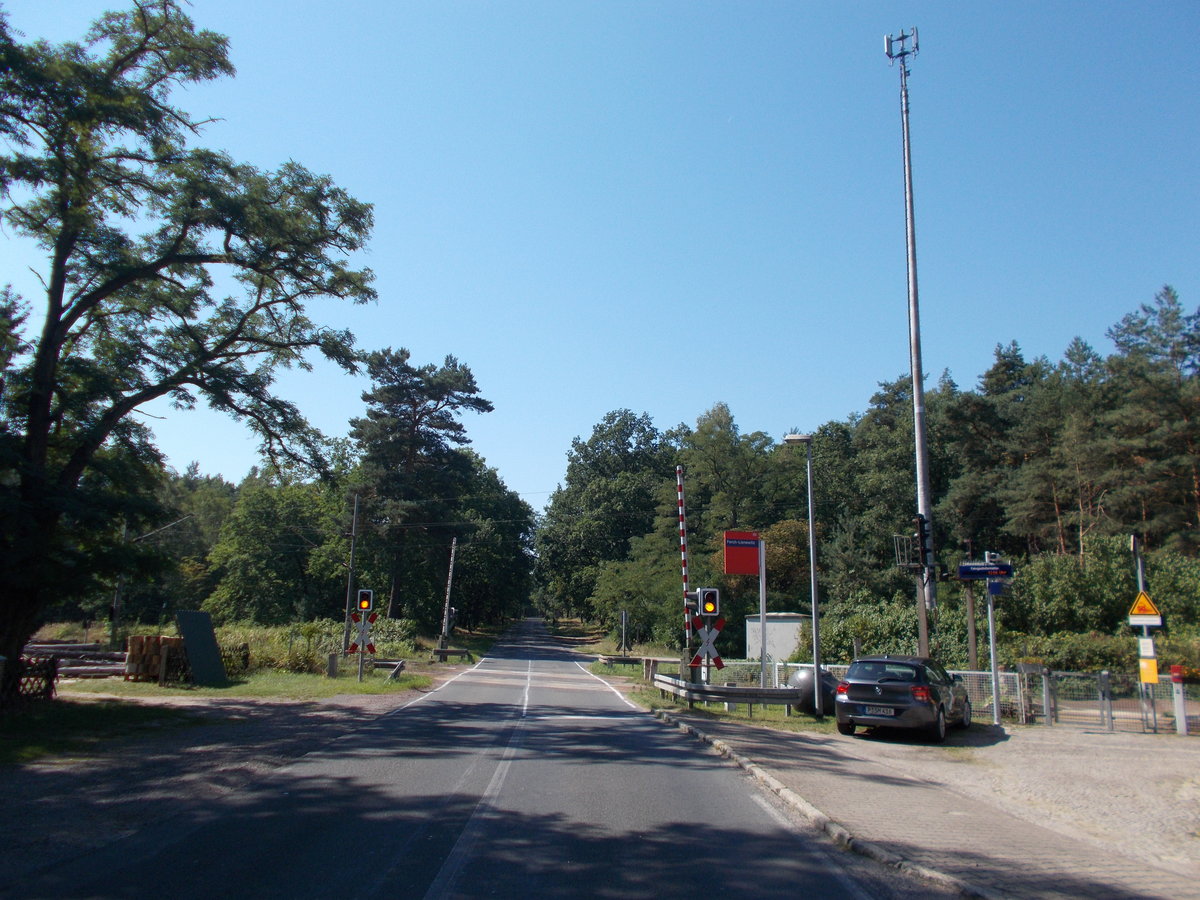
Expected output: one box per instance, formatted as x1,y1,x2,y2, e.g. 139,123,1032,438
724,531,760,576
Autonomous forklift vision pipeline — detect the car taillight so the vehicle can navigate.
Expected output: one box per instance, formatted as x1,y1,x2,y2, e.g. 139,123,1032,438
910,685,933,703
836,681,849,695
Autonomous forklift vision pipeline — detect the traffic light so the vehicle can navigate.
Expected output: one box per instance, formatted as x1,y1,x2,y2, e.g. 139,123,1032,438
684,591,700,612
912,515,930,567
698,588,720,617
356,589,374,612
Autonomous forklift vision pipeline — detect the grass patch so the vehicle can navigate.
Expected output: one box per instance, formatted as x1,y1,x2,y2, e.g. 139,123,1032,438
589,660,646,678
545,619,606,647
7,664,439,766
623,683,840,735
59,666,433,701
0,698,202,766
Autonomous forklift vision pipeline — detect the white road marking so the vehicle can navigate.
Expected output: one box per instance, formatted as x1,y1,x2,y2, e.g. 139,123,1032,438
522,660,532,717
749,794,875,900
389,659,486,714
422,715,526,899
575,660,641,709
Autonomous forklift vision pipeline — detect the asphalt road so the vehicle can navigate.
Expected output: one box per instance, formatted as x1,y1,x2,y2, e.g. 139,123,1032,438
15,620,947,899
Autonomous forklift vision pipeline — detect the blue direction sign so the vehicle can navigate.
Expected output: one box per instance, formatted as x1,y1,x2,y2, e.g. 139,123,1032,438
958,562,1014,580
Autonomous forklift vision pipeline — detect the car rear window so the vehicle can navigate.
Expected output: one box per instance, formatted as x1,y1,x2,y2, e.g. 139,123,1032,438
848,661,920,682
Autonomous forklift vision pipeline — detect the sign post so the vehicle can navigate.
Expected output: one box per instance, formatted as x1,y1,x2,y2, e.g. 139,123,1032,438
724,531,765,686
759,539,768,689
1131,535,1161,731
959,555,1012,726
349,589,377,683
1129,588,1163,731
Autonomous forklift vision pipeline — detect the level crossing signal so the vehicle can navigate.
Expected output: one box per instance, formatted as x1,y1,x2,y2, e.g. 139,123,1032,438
357,589,373,611
698,587,720,617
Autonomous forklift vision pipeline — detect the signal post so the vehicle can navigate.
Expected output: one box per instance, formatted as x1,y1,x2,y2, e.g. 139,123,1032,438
348,589,377,682
685,588,724,682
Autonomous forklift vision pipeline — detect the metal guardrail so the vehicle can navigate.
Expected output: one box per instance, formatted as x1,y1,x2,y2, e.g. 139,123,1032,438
652,673,805,715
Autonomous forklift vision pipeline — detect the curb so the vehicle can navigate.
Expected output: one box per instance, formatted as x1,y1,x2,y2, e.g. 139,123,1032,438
653,708,1009,900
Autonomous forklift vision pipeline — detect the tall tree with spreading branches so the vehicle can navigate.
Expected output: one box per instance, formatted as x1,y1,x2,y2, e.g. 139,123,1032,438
0,1,375,694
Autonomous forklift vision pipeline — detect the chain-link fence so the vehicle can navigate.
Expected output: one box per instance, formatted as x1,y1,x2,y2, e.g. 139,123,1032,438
767,660,1197,734
1024,669,1198,734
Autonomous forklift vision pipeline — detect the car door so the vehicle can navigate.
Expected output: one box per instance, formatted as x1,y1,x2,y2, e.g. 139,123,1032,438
925,661,958,717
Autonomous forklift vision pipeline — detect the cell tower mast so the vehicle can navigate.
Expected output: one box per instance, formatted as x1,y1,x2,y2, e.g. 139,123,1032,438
886,27,935,656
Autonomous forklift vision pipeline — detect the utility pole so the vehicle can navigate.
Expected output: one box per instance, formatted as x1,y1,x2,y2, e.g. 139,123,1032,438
109,515,193,649
341,493,360,654
439,536,458,650
886,27,935,656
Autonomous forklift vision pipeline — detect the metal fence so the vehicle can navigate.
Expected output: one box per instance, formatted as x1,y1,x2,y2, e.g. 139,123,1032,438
758,660,1198,735
1023,669,1199,734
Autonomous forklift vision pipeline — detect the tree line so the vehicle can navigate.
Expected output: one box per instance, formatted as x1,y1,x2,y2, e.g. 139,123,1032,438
2,3,1195,693
0,2,533,697
536,288,1200,672
40,350,536,638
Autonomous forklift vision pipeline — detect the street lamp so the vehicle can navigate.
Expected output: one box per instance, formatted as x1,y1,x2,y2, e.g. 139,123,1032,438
784,433,823,717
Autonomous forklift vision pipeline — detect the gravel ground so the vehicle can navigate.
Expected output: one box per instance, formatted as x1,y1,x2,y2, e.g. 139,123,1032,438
828,721,1200,878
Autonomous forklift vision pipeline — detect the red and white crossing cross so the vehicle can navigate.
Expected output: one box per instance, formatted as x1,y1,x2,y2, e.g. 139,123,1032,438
688,615,725,669
348,611,379,654
358,611,378,655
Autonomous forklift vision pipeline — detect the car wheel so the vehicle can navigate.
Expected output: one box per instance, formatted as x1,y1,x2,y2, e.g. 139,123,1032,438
959,698,972,729
928,707,947,743
837,722,856,736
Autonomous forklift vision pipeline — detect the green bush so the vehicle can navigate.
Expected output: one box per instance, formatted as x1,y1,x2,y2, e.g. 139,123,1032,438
1000,631,1136,672
214,619,419,673
998,628,1200,674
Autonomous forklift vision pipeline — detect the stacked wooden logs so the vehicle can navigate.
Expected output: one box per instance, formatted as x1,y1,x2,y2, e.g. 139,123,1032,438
23,642,126,679
124,635,186,683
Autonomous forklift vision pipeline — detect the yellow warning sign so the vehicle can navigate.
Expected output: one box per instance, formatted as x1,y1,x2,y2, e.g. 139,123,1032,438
1129,591,1161,617
1139,657,1159,685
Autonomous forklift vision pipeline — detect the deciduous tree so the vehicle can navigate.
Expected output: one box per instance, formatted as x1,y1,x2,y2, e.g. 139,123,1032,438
0,2,375,691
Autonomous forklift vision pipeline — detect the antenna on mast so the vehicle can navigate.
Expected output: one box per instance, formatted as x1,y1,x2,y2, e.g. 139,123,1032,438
884,27,919,71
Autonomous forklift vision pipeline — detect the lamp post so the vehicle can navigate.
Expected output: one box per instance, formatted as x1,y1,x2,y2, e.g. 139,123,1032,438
784,433,822,717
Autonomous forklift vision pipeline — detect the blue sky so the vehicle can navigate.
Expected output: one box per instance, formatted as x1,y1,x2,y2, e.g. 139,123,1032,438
4,2,1197,510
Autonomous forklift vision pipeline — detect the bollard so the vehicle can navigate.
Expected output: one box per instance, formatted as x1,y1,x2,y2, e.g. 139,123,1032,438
1171,666,1189,736
326,652,338,678
1041,670,1053,726
1099,671,1114,732
724,682,738,712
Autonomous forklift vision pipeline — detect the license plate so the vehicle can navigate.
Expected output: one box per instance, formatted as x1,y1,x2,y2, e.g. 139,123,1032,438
861,705,894,716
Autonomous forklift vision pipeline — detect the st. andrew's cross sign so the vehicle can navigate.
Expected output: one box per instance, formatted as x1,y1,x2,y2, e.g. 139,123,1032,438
689,615,725,669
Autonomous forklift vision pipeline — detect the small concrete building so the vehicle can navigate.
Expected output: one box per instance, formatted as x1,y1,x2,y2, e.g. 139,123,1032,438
744,612,810,661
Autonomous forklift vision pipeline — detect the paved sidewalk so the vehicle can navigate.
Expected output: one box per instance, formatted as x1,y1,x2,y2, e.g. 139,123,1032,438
655,710,1200,900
